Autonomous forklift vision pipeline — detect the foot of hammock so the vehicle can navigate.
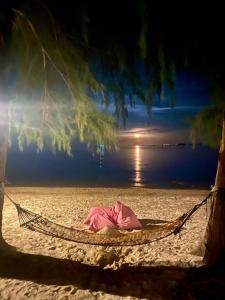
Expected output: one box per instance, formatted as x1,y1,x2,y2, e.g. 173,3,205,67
0,238,17,255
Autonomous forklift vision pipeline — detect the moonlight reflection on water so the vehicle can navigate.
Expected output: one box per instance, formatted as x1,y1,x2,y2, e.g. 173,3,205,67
134,145,143,187
7,127,217,188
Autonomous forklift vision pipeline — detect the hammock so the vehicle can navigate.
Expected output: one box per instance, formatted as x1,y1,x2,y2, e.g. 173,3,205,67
4,191,213,247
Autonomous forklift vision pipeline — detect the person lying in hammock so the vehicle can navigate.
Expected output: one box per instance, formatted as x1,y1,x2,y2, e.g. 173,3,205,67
84,201,142,232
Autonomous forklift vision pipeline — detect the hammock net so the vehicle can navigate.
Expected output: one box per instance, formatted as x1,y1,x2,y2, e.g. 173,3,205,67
5,191,212,247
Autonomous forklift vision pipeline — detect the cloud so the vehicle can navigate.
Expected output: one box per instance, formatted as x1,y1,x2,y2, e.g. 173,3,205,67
99,103,204,114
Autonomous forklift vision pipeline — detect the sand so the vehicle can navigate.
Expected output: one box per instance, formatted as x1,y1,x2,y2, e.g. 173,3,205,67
0,187,222,299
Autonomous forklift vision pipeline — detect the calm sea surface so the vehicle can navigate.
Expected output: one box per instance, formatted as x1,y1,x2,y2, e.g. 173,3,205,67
7,143,218,189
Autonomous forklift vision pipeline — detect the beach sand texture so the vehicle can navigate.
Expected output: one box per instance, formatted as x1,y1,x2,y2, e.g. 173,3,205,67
0,187,218,299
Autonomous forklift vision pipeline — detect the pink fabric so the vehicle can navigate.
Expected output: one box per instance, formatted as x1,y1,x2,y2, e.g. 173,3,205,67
84,201,142,232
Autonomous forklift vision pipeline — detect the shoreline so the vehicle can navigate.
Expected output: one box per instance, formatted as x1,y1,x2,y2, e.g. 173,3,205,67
4,184,211,190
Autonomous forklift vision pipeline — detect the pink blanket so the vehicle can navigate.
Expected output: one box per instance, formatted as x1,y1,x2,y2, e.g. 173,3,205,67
84,201,142,232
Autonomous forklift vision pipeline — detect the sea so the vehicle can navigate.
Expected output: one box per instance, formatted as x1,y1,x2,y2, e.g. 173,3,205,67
7,141,218,189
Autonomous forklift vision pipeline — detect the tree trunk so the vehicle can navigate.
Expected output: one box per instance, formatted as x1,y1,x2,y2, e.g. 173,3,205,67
0,65,11,249
204,113,225,265
0,100,9,248
0,4,13,250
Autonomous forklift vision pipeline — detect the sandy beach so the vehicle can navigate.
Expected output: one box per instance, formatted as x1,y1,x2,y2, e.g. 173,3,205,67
0,187,224,299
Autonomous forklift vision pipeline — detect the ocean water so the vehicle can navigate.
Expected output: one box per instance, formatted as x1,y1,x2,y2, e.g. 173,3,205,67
7,143,218,189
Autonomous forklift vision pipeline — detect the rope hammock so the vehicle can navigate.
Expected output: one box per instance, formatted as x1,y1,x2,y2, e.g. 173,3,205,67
4,191,213,247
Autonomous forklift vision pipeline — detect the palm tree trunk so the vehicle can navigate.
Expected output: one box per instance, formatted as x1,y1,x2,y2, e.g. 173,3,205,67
204,113,225,265
0,101,8,247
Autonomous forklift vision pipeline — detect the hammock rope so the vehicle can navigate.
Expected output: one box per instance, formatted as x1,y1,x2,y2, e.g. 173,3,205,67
4,191,213,247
